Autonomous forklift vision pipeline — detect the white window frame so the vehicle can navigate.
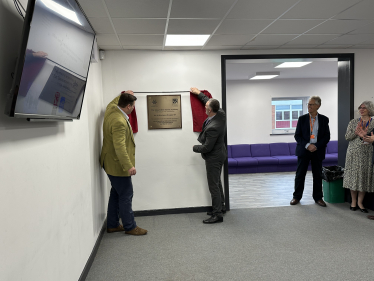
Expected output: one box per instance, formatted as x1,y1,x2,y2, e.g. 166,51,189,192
271,97,309,135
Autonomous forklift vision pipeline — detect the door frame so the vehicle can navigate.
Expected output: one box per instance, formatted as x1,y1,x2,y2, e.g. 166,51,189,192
221,53,355,210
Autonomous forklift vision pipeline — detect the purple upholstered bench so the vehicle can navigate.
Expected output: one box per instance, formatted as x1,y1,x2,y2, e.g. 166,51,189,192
323,140,338,166
228,141,338,174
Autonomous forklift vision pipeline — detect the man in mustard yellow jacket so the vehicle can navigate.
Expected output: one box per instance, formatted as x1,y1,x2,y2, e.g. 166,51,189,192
100,91,147,235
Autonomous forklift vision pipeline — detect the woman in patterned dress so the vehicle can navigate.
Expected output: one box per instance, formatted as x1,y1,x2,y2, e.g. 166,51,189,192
343,101,374,213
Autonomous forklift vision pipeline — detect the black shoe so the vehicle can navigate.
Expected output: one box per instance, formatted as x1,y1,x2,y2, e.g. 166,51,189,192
359,207,369,213
203,215,223,224
207,209,226,216
350,206,358,211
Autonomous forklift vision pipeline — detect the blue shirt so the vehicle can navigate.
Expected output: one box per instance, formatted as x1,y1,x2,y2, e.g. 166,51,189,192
305,113,319,149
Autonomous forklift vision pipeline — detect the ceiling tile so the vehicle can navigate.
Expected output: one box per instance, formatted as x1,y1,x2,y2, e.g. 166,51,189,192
262,20,325,34
119,35,164,45
167,20,221,34
314,45,352,49
241,45,279,50
96,34,120,45
105,0,170,18
246,35,297,46
205,35,255,46
356,36,374,44
334,0,374,19
281,0,362,19
88,18,114,34
203,46,244,50
349,45,374,49
98,45,123,50
227,0,300,19
348,22,374,34
306,19,372,34
278,45,318,49
170,0,236,18
325,34,370,44
78,0,107,18
216,20,274,34
286,34,339,45
122,46,163,50
112,19,166,34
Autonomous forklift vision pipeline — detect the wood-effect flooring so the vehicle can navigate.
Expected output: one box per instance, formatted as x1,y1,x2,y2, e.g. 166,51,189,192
229,171,314,209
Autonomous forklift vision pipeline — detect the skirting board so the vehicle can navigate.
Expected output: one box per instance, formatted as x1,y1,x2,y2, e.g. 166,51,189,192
134,206,215,217
78,219,106,281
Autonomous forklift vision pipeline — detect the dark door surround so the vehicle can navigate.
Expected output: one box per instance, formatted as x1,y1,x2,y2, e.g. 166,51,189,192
221,53,355,211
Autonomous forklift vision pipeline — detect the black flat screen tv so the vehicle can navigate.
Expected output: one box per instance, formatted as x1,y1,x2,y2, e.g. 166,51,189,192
5,0,96,121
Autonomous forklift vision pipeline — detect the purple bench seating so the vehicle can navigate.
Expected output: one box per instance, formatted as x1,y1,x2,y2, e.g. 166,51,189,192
228,141,338,174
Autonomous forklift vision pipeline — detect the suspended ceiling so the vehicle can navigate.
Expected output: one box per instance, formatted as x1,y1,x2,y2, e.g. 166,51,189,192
77,0,374,51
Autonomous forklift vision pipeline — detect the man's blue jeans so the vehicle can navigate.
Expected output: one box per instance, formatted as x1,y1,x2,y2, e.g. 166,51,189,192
107,174,137,231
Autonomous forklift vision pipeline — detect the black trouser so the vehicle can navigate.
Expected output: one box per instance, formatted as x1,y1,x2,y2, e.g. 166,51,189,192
205,159,225,216
293,151,323,201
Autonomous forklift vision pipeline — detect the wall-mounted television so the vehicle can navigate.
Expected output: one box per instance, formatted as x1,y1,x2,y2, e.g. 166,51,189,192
5,0,96,121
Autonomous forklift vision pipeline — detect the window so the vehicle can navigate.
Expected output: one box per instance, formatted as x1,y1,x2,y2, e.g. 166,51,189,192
271,97,309,134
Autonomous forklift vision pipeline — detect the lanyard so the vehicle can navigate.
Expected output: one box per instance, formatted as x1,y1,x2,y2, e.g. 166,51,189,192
360,117,371,129
309,114,316,137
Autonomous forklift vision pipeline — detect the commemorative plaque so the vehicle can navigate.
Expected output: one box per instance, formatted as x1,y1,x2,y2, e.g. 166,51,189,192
147,95,182,129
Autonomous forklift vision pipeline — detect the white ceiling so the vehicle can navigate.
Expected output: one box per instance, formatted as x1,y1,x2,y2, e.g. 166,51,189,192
77,0,374,50
226,58,338,80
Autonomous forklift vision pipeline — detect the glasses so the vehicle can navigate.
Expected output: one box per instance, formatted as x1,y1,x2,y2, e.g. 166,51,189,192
358,107,367,110
307,103,317,106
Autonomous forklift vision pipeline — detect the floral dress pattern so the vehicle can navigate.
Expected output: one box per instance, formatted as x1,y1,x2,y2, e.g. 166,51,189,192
343,118,374,192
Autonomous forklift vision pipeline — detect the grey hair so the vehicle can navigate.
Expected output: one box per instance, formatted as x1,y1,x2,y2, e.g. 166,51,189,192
310,96,321,106
359,101,374,116
208,98,220,113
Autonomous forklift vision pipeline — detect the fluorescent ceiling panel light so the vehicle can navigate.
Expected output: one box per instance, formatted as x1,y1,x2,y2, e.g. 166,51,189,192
41,0,81,25
275,62,312,68
165,35,210,46
249,72,279,80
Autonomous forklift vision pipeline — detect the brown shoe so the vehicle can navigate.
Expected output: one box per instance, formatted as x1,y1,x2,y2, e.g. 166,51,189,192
316,199,327,207
367,215,374,220
107,224,125,233
125,226,148,236
290,198,300,205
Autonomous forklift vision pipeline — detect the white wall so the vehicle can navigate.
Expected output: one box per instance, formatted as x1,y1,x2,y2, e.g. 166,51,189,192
0,1,107,280
226,78,338,145
101,51,222,211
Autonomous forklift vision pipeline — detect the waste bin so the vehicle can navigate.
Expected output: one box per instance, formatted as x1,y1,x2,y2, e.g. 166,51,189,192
322,166,345,203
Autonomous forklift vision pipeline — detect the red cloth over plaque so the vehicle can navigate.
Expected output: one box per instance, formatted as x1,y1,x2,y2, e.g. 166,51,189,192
190,90,212,132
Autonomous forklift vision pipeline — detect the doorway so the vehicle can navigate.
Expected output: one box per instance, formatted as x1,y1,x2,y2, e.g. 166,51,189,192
221,54,354,210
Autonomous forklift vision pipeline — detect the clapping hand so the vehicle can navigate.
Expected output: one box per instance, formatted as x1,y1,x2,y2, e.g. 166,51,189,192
363,132,374,144
355,125,367,138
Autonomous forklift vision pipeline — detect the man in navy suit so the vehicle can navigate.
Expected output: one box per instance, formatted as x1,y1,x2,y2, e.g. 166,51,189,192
290,96,330,207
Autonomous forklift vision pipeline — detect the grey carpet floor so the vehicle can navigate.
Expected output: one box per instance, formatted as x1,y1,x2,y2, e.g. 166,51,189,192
86,203,374,281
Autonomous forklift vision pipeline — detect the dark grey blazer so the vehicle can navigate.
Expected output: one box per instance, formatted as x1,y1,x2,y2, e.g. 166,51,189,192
193,93,227,162
294,113,330,160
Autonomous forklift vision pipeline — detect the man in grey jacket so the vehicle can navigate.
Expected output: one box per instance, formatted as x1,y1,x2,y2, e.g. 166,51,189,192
191,87,227,224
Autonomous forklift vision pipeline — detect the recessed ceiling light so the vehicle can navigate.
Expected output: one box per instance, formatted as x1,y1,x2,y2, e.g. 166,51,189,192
165,35,210,46
275,62,312,68
41,0,81,25
249,72,280,80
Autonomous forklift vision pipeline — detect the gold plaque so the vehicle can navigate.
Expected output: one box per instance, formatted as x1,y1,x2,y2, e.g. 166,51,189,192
147,95,182,129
